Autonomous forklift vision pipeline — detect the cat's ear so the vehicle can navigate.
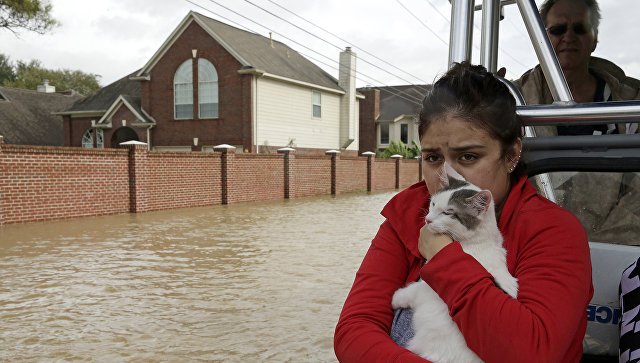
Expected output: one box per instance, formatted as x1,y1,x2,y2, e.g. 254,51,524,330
438,166,450,187
443,161,465,182
467,190,492,215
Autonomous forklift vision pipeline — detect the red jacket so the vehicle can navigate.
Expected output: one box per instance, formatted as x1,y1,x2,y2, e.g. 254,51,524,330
334,175,593,362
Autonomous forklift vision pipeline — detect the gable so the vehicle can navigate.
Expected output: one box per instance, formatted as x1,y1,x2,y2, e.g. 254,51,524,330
97,95,154,126
135,11,342,92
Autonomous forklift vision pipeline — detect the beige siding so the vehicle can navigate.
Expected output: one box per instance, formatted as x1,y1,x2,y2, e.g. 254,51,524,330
256,78,342,149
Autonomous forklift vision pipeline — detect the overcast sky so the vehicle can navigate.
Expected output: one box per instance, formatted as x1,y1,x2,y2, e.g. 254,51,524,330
1,0,639,89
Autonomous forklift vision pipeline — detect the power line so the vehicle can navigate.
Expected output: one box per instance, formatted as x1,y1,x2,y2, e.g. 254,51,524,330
242,0,432,91
186,0,425,105
395,0,449,46
264,0,432,86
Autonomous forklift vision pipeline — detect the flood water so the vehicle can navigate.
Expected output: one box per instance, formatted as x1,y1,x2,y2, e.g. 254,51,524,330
0,191,397,362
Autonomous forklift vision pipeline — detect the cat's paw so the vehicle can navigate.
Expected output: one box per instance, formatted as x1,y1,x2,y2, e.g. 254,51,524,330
499,277,518,299
391,288,410,309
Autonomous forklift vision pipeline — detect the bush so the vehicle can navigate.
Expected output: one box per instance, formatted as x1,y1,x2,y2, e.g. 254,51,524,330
377,140,421,159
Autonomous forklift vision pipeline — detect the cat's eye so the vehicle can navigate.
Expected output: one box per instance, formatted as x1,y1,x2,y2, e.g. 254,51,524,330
443,210,454,215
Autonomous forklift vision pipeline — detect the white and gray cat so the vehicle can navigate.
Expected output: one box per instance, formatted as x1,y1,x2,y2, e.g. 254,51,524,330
391,163,518,363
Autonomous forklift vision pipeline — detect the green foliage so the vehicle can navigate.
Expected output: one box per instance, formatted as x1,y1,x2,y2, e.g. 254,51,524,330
0,53,14,84
1,55,101,95
0,0,58,35
377,140,421,159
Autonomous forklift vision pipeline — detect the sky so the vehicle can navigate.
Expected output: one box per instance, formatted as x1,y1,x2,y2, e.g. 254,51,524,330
1,0,639,89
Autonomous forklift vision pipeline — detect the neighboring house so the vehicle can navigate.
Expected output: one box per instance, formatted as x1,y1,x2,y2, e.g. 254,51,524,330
358,84,431,151
0,83,83,146
57,11,361,154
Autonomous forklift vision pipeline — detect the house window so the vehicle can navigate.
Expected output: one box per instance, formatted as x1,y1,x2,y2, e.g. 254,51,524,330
198,58,219,118
174,60,193,119
312,90,321,118
380,124,389,144
400,124,409,144
81,128,104,148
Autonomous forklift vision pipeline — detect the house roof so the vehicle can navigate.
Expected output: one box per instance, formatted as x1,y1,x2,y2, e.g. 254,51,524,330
137,11,343,92
0,86,84,145
58,70,153,124
368,85,431,122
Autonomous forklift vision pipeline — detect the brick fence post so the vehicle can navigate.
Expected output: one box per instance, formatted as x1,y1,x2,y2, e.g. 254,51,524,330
362,151,375,192
214,144,236,205
277,147,295,199
391,154,403,189
415,155,423,182
123,141,149,213
0,135,4,226
326,150,341,195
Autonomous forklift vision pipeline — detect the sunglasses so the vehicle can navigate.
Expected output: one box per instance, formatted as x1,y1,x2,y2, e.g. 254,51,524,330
547,23,590,36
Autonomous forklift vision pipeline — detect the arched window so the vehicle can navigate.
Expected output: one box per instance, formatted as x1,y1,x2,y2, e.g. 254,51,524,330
198,58,219,118
81,128,104,148
174,60,193,119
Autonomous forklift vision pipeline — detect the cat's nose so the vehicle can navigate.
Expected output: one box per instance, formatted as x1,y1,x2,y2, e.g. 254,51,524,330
425,218,432,224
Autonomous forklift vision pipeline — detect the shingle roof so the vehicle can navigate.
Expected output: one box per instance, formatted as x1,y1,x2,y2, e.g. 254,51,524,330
66,71,141,112
0,87,84,145
373,85,431,121
193,13,342,92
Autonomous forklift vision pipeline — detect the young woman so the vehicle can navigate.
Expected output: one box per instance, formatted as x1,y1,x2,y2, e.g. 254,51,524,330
334,62,593,362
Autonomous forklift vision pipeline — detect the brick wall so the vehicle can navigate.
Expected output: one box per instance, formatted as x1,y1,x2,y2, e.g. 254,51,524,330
0,138,421,225
0,143,130,224
143,150,223,211
294,155,332,197
336,157,367,194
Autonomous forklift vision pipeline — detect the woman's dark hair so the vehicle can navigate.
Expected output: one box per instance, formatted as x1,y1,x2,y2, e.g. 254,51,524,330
418,61,525,175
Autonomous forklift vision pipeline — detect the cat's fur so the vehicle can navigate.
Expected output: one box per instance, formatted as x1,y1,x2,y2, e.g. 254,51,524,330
391,163,518,363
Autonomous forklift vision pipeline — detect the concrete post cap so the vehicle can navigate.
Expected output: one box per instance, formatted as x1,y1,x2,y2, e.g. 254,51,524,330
120,141,148,146
213,144,236,150
277,147,296,153
390,154,403,159
325,150,341,155
361,151,375,156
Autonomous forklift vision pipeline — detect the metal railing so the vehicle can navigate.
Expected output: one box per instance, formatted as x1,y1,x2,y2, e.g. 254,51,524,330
448,0,640,203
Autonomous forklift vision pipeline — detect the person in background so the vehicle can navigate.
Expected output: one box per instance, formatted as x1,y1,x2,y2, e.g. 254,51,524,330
512,0,640,246
513,0,640,136
334,62,593,362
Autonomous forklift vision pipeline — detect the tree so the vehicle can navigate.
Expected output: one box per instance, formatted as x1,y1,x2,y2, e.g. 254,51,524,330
0,53,15,84
2,57,101,95
0,0,58,35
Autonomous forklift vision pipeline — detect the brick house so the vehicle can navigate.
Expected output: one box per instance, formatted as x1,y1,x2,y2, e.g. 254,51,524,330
57,11,362,155
358,84,431,151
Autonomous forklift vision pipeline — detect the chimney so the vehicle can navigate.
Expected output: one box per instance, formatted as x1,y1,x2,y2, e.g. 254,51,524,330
37,79,56,93
338,47,357,149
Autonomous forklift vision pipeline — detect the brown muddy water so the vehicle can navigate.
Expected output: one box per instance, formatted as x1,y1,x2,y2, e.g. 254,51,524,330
0,191,397,362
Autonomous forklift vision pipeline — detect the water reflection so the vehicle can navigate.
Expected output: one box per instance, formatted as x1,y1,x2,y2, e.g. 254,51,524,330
0,191,396,362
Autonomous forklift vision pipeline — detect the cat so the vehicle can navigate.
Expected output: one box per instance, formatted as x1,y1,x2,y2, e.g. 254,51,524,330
391,162,518,363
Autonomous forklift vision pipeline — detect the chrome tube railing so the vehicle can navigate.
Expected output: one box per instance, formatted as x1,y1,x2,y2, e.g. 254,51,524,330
498,76,558,202
480,0,501,72
518,101,640,125
449,0,475,66
515,0,573,103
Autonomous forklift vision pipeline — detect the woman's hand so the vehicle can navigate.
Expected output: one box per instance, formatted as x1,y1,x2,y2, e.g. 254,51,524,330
418,224,454,260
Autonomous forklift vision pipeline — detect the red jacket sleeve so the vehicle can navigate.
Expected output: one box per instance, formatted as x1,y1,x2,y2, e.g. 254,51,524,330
334,221,427,362
422,206,592,363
